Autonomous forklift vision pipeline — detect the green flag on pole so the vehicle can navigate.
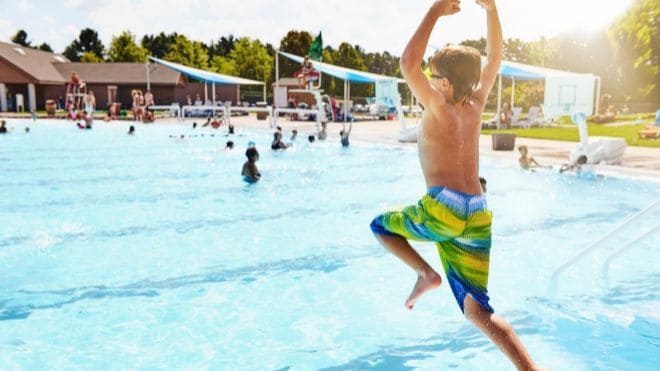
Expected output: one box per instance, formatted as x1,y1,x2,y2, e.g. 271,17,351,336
308,32,323,61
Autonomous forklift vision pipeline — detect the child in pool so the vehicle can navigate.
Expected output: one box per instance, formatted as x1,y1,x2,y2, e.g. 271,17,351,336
370,1,542,369
242,147,261,183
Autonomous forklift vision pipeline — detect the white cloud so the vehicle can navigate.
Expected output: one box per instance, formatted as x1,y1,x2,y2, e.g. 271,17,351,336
63,0,84,8
17,0,34,12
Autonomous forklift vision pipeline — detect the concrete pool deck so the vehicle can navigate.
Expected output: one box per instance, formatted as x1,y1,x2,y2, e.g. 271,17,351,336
229,115,660,183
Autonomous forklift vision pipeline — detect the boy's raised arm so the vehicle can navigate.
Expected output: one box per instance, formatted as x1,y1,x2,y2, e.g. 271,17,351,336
473,0,503,105
399,0,461,110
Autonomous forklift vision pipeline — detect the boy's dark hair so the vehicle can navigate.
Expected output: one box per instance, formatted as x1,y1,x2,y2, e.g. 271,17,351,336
577,155,588,165
430,45,482,105
308,135,315,143
226,140,234,148
246,147,259,159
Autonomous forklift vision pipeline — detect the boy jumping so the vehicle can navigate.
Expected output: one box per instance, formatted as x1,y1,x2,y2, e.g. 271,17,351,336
370,1,542,369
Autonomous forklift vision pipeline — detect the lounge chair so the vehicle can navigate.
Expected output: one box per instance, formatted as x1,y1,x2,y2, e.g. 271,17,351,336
509,107,524,128
512,106,542,129
638,125,660,139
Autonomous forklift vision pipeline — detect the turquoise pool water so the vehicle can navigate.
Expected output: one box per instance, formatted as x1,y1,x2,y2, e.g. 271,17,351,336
1,120,658,370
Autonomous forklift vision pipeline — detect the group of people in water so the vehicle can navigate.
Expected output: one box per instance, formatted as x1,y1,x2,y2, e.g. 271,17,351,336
518,144,589,174
241,122,352,184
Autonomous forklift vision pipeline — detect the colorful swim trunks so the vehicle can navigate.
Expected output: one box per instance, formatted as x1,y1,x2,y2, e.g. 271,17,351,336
370,186,494,313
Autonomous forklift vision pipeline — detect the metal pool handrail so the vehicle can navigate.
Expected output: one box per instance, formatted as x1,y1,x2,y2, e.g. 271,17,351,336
551,198,660,287
601,222,660,288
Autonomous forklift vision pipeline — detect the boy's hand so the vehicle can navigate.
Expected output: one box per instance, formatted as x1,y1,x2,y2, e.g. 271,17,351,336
432,0,461,16
475,0,496,11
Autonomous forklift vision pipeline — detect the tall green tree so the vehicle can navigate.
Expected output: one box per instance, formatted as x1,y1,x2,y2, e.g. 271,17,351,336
63,28,105,62
107,31,147,63
610,0,659,102
38,43,53,52
332,43,372,98
142,32,178,59
278,30,313,79
208,35,237,60
460,38,487,55
11,30,31,47
226,37,273,82
164,35,208,69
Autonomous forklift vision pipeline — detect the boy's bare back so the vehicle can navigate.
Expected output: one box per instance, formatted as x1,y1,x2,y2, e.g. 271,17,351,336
418,100,483,195
400,0,502,196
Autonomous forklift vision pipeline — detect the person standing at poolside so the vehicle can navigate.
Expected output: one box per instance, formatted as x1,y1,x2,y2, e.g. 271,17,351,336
340,122,352,147
0,120,8,134
370,1,542,369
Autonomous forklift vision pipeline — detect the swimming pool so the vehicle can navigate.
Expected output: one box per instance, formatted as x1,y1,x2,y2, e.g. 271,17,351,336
1,120,658,370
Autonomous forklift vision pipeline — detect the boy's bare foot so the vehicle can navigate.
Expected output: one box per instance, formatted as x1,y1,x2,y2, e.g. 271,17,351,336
405,270,442,310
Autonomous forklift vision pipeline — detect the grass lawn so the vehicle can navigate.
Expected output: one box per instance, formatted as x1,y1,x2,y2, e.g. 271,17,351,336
483,121,660,148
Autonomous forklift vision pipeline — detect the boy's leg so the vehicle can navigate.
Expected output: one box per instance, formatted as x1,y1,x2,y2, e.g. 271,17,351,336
374,233,442,310
463,296,539,371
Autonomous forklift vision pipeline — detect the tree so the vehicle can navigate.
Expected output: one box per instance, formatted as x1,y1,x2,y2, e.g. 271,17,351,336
278,30,313,78
460,38,487,55
164,35,208,69
208,35,236,60
63,28,105,62
610,0,659,102
80,52,104,63
107,31,147,63
227,37,273,82
142,32,178,59
331,43,372,98
11,30,31,47
38,43,53,52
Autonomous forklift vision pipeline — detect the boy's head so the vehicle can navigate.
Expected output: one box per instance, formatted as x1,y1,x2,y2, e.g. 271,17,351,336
518,145,528,156
577,155,588,165
308,135,315,143
226,140,234,149
246,147,259,161
430,45,481,105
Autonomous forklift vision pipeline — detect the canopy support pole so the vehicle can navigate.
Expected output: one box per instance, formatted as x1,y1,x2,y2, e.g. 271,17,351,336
344,80,349,123
146,60,151,91
263,84,267,102
511,77,515,108
275,50,280,88
212,83,216,106
496,74,502,126
204,82,208,104
594,76,602,115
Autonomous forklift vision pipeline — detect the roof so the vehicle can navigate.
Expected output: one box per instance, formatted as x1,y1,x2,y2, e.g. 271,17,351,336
0,41,69,84
279,51,405,84
272,78,300,87
495,59,594,80
149,57,264,85
54,62,181,85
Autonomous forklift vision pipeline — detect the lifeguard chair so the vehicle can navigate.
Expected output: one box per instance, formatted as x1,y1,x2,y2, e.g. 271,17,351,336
65,72,87,118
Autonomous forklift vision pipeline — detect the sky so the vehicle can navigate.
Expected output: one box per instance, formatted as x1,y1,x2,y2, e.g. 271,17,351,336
0,0,635,56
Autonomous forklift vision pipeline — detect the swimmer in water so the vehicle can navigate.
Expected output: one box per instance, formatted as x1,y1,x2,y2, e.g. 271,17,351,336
242,147,261,183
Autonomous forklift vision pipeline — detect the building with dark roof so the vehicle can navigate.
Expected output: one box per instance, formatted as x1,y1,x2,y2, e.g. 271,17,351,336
0,41,240,113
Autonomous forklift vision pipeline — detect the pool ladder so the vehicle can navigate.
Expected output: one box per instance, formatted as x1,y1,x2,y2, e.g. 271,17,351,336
550,198,660,293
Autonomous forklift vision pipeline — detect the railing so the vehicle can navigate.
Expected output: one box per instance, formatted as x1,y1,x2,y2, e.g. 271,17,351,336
273,108,321,130
149,105,182,121
602,222,659,289
180,105,229,120
228,106,274,127
550,198,660,293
